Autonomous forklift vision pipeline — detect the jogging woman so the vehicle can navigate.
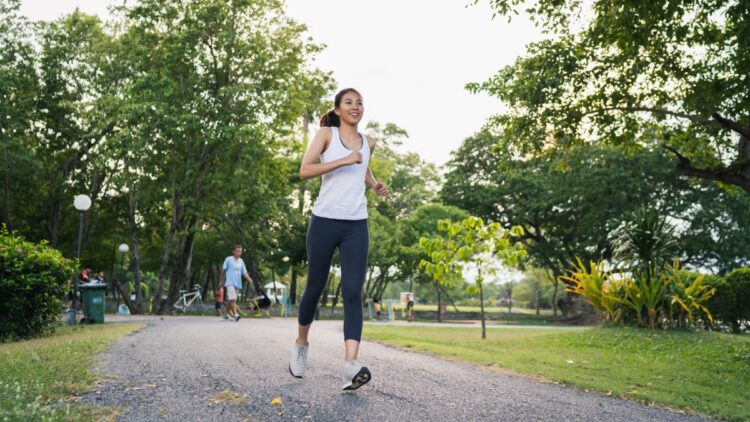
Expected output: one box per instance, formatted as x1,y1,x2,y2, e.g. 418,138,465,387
289,88,388,390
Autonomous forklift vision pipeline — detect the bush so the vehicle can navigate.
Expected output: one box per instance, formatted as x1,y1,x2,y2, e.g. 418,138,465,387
707,268,750,333
563,261,714,329
0,227,73,341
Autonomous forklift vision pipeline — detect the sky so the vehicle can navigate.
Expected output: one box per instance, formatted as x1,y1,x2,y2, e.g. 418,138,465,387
19,0,544,166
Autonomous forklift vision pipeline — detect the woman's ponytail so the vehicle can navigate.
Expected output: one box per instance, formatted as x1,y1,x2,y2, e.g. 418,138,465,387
319,109,340,127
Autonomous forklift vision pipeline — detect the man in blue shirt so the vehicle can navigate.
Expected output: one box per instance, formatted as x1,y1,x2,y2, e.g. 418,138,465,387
219,245,254,321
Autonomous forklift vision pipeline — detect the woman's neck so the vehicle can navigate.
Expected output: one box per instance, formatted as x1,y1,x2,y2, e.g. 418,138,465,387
338,123,359,138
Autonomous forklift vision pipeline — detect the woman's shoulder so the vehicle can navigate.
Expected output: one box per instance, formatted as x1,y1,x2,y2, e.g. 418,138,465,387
313,126,335,148
317,126,334,138
365,133,376,150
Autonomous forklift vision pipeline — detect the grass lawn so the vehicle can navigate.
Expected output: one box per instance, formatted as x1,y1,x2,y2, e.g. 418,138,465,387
324,301,553,315
363,325,750,421
0,323,142,421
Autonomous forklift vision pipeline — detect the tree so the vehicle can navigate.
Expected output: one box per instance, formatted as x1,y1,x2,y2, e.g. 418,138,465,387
471,0,750,192
118,0,320,312
34,11,120,250
442,134,750,295
0,0,38,234
419,216,526,338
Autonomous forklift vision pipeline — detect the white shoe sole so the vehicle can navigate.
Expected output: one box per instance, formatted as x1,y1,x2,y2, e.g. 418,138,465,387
342,367,371,391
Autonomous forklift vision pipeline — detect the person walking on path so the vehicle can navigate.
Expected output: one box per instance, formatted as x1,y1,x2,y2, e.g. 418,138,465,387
219,245,253,322
289,88,389,391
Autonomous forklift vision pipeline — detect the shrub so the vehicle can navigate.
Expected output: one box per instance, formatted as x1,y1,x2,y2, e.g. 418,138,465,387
564,261,715,330
707,268,750,333
0,227,73,341
561,259,623,323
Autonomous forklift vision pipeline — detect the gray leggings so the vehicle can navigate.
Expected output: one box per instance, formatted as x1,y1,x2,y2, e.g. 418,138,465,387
298,215,368,341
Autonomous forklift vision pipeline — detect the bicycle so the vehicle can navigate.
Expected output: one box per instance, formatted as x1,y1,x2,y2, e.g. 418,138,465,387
173,284,203,313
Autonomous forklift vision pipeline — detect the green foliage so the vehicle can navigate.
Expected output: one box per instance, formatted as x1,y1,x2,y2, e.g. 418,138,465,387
419,215,527,337
0,227,73,341
707,268,750,333
563,259,714,330
561,259,622,323
473,0,750,191
611,208,679,277
419,216,526,288
443,139,750,278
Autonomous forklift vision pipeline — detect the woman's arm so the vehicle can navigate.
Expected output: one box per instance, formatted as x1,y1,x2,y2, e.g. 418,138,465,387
299,127,362,180
365,137,389,197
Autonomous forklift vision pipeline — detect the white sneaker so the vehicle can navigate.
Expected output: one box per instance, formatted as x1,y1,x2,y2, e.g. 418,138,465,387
289,342,309,378
341,361,371,391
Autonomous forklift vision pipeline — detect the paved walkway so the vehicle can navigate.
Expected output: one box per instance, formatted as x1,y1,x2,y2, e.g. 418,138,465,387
86,316,710,421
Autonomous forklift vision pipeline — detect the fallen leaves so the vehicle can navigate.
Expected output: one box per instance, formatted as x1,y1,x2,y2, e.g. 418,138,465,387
271,397,283,405
208,390,247,406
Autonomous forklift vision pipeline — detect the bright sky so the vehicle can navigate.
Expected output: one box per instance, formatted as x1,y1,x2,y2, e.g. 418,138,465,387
20,0,543,166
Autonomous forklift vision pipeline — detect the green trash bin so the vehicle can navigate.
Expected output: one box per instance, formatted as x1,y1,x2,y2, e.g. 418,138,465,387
80,283,107,324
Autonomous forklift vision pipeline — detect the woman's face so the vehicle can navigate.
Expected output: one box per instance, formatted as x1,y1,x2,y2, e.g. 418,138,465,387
335,91,364,126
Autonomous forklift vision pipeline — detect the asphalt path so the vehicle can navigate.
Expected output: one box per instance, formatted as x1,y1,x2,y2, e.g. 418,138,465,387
85,316,711,421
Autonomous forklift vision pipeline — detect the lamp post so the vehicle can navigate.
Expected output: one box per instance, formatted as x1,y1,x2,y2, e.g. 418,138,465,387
118,244,129,312
69,194,91,325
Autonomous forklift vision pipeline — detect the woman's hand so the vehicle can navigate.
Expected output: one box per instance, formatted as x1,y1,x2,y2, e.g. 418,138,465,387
372,182,389,197
344,150,363,165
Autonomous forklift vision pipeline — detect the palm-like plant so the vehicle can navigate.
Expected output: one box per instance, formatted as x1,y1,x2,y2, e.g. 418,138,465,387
610,208,679,278
666,264,715,328
562,258,623,323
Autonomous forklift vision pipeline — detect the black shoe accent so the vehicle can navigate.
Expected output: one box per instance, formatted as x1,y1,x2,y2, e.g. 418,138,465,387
289,364,303,379
343,367,371,391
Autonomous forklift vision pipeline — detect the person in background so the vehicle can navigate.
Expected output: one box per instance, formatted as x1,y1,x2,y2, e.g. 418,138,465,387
215,286,227,319
373,298,382,321
406,293,415,323
80,268,91,284
93,271,106,284
219,245,254,322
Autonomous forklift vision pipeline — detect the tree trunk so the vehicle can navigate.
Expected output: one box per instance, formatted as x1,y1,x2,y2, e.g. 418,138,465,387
129,244,143,314
535,276,541,316
114,254,137,314
552,278,559,317
365,267,375,299
479,281,486,340
315,272,334,321
128,191,143,314
202,265,212,299
507,282,513,313
2,133,11,230
114,277,138,314
154,188,179,314
242,246,264,292
166,224,197,312
290,266,298,304
436,282,442,323
48,196,62,247
331,278,342,315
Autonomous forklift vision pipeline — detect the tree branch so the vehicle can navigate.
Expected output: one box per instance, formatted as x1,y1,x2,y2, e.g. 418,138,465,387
712,113,750,140
663,145,750,193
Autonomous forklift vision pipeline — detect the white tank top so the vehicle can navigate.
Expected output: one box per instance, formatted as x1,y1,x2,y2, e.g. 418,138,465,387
312,126,370,220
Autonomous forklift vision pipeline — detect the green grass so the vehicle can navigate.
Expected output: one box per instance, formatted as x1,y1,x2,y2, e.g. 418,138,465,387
0,323,142,421
363,325,750,421
325,301,553,315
